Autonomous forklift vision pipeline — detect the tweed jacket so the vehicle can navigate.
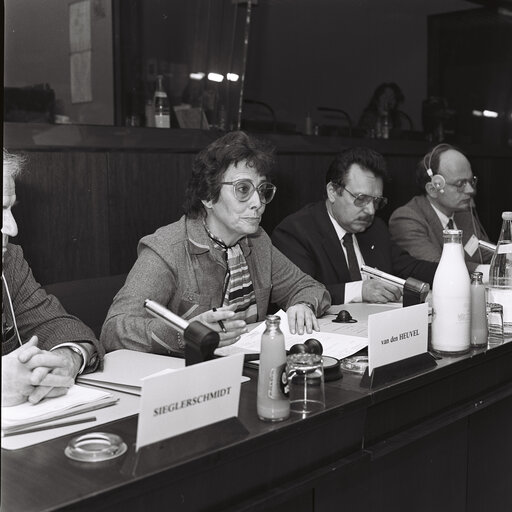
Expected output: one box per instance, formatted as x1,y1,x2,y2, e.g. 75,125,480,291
2,244,102,370
101,215,331,354
272,201,438,305
388,195,491,272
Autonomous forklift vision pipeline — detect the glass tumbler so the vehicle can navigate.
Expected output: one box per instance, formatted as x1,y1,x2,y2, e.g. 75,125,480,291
286,353,325,417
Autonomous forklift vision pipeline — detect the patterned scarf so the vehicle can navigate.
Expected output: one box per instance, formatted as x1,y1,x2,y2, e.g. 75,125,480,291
203,221,258,323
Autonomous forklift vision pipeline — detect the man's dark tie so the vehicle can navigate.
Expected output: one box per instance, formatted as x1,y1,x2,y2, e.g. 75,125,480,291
447,218,454,230
343,233,362,281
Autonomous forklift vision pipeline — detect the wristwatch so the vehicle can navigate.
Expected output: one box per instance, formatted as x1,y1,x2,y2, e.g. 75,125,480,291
50,343,87,375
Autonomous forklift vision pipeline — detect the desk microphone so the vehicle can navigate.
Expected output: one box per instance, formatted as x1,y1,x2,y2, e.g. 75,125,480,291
360,266,430,306
144,299,219,365
478,240,496,254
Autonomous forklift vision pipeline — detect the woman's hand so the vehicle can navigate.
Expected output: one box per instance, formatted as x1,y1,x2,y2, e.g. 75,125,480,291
192,305,248,348
287,304,319,335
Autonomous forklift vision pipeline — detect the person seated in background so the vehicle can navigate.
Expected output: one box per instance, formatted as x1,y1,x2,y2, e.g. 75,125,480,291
101,131,330,354
358,82,405,139
388,144,491,273
2,150,103,407
272,147,437,305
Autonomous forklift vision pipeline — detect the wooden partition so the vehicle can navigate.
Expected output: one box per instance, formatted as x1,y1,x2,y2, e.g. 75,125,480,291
5,123,511,284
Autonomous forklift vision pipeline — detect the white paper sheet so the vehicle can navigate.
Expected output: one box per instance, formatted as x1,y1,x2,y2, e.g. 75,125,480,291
216,310,368,360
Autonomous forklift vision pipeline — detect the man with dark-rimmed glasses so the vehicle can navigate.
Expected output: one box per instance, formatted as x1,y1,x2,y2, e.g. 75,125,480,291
272,147,437,304
389,144,491,272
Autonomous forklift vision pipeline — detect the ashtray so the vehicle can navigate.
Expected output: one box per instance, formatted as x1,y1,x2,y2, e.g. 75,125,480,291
65,432,127,462
340,355,369,374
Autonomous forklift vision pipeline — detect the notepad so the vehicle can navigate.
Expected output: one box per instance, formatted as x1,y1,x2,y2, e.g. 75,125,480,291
1,385,118,434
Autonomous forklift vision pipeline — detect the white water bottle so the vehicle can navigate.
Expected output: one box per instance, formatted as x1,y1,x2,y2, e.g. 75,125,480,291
431,229,471,353
154,75,170,128
257,315,290,422
488,211,512,335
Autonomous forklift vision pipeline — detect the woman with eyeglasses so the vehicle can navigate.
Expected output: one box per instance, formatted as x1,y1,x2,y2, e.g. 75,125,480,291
101,131,330,354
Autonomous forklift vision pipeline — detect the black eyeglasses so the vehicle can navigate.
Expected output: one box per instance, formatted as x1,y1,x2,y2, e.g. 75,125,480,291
444,176,478,192
342,187,388,210
220,179,277,204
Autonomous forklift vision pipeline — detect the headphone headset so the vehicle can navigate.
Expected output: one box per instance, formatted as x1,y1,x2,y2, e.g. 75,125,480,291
423,144,447,194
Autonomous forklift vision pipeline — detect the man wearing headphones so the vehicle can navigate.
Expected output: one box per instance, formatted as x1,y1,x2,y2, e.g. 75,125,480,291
389,144,492,272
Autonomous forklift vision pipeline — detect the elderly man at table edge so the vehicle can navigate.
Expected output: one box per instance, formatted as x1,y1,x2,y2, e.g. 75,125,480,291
2,149,103,407
272,147,438,305
388,143,491,273
101,131,330,355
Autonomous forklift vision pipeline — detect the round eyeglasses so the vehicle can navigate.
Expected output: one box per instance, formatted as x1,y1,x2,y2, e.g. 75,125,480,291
220,179,277,204
342,187,388,210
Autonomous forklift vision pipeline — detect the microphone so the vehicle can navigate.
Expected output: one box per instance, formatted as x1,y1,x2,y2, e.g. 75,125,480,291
360,265,430,306
144,299,219,365
478,240,497,253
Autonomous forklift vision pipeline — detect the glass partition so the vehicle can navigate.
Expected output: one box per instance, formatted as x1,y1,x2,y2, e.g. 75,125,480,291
4,0,253,131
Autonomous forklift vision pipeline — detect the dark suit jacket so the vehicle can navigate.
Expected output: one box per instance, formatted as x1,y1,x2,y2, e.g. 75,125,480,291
272,201,438,304
388,195,491,272
2,244,103,370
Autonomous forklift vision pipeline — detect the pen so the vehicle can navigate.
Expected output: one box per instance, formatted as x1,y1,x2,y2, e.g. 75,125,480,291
212,308,227,333
2,416,97,437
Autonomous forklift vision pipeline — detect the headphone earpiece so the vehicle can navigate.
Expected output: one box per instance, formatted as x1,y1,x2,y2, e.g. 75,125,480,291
424,145,447,194
431,174,446,193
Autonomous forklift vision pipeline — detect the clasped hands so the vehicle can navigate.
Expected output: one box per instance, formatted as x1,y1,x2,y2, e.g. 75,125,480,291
2,336,82,407
192,303,319,348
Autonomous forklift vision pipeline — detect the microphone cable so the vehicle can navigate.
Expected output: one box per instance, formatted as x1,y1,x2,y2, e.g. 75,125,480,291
2,273,23,348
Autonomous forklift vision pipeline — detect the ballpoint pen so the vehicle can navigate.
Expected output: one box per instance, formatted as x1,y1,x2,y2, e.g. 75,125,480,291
2,416,97,437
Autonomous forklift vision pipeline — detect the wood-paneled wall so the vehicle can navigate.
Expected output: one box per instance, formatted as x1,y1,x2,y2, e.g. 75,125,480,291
6,125,511,285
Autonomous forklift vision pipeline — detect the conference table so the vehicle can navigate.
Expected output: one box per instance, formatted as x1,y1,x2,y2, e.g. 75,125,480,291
2,305,512,512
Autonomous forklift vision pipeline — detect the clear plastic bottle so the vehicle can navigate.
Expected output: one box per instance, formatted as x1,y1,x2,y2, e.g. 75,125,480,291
431,229,471,353
257,315,290,422
154,75,170,128
488,211,512,335
470,271,488,347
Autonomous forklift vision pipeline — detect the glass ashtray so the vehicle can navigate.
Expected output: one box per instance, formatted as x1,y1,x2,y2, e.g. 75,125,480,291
65,432,127,462
340,355,369,374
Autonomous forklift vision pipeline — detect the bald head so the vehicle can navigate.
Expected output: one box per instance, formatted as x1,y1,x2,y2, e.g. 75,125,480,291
425,148,476,216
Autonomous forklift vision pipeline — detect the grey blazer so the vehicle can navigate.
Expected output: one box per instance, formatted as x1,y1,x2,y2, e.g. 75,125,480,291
388,195,491,272
101,215,331,354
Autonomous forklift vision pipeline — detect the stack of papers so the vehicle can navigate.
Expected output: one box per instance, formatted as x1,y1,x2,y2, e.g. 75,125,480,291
216,310,368,360
1,385,118,435
77,350,186,395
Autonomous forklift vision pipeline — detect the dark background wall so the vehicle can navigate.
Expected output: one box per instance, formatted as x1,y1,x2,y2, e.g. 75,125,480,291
244,0,472,133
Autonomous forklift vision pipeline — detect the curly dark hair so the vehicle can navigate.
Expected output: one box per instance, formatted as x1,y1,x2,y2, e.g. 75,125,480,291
183,131,276,217
366,82,405,111
325,147,388,191
415,143,460,193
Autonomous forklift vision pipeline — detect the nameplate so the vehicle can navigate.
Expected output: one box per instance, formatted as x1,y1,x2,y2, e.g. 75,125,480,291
367,303,428,374
136,353,244,450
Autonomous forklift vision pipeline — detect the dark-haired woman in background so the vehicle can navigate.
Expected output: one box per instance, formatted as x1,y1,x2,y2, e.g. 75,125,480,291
101,131,330,354
358,82,405,139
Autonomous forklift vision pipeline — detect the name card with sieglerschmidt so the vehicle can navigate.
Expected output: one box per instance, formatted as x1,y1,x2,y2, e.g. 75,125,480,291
136,354,244,450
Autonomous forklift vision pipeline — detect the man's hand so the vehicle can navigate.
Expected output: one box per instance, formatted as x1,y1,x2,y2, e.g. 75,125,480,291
20,346,79,404
362,279,402,303
2,337,42,406
192,305,248,348
287,304,319,335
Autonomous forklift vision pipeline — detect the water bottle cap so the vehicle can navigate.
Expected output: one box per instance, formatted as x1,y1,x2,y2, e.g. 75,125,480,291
502,211,512,220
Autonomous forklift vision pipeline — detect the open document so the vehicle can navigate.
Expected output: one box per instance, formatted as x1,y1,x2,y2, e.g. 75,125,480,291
1,385,118,434
216,309,368,360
